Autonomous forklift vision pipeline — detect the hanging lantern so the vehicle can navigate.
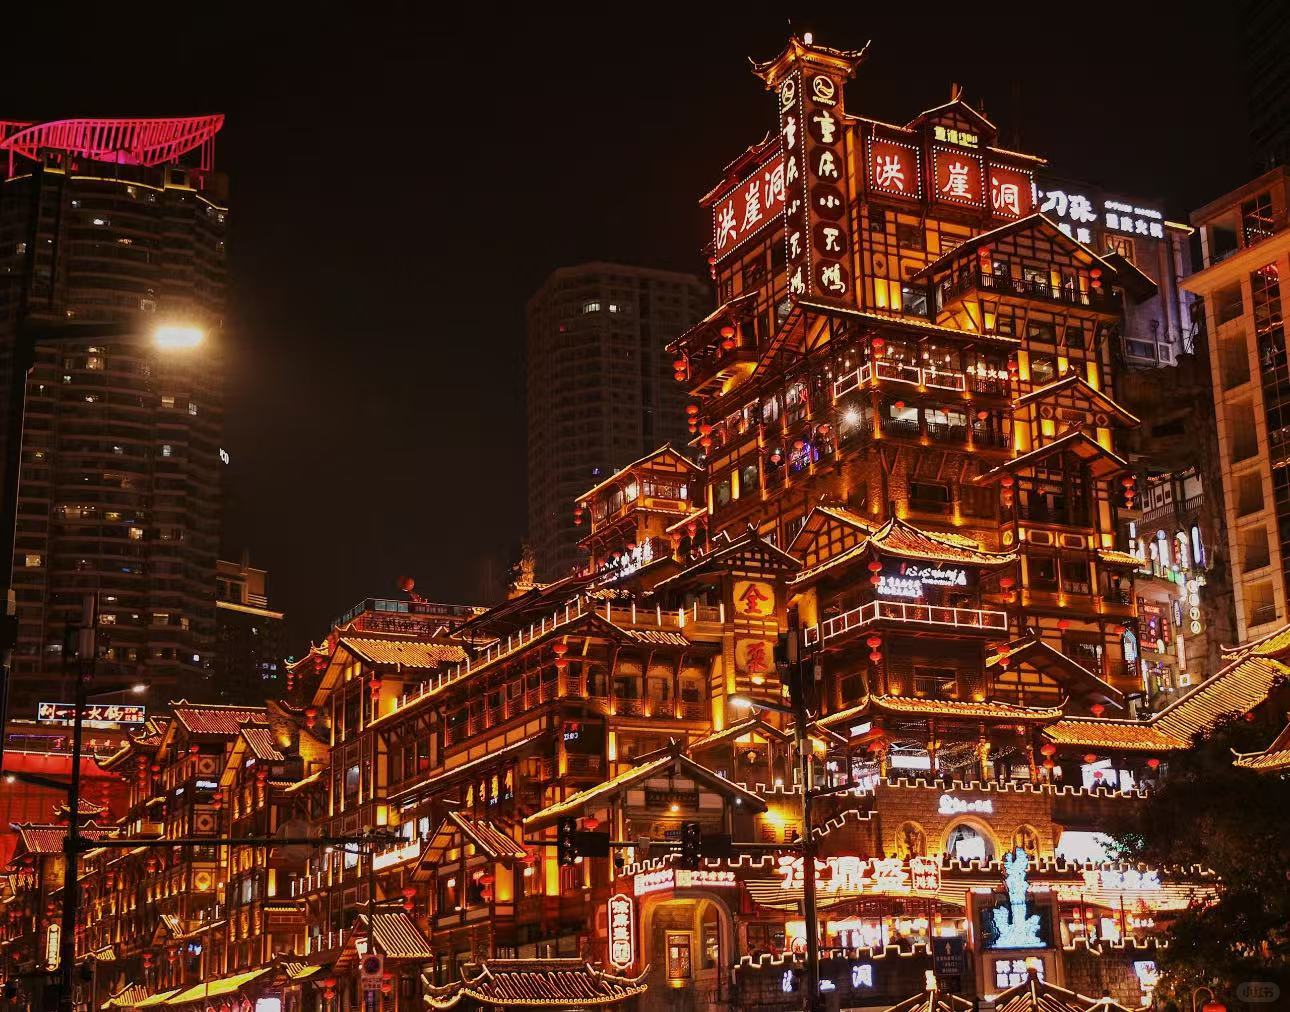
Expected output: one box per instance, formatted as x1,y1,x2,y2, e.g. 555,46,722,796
700,436,712,450
380,984,393,996
1083,753,1098,764
1042,758,1055,770
1146,757,1161,770
1057,618,1071,630
865,635,882,649
1040,743,1057,757
1090,703,1106,717
402,886,416,900
893,400,905,410
999,576,1015,589
867,560,882,574
150,763,161,774
869,651,883,664
769,449,783,466
305,706,318,729
699,423,713,436
869,574,881,587
583,815,600,831
976,409,989,421
1111,625,1126,636
553,642,568,658
686,404,699,417
188,744,199,756
719,323,736,340
872,337,886,351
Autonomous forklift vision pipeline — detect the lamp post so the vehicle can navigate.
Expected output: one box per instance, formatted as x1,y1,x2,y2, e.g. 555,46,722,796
732,624,822,1012
0,319,203,1012
0,320,205,778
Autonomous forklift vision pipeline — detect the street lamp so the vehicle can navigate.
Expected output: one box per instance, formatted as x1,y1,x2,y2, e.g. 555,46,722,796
0,319,205,773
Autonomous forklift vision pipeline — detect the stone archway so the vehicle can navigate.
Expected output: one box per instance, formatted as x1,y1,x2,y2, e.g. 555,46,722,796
639,891,736,1012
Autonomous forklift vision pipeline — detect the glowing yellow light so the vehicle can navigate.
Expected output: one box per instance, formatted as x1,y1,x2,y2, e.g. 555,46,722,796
152,324,205,350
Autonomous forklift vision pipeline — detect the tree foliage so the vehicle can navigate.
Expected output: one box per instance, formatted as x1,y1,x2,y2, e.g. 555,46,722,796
1111,710,1290,1005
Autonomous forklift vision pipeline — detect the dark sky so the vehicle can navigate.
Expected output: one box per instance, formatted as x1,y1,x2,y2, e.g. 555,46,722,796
3,5,1253,654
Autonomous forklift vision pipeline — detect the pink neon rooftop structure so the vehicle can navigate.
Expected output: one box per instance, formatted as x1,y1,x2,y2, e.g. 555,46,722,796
0,115,223,170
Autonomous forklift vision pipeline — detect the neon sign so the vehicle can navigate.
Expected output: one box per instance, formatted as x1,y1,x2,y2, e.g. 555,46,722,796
607,893,635,970
712,152,787,261
878,563,969,599
633,867,737,896
1083,868,1161,891
38,701,145,725
939,793,993,815
777,855,941,895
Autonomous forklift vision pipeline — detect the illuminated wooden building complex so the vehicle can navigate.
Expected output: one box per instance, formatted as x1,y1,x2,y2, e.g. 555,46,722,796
3,33,1290,1012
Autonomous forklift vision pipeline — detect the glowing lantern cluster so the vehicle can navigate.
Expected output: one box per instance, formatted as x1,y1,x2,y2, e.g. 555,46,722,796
305,706,318,729
866,634,882,665
573,503,585,526
1090,267,1103,293
1121,474,1136,508
673,356,687,382
553,641,569,672
719,323,737,351
686,403,699,435
867,559,882,587
999,474,1015,510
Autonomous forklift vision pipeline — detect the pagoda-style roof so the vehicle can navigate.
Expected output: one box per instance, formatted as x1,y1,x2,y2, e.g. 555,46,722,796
103,982,149,1009
992,972,1137,1012
796,299,1022,347
908,95,999,134
169,702,267,737
884,983,974,1012
10,820,113,857
699,135,776,207
910,214,1116,283
666,293,758,354
653,527,800,591
390,733,548,806
1153,655,1290,741
685,717,791,753
522,744,766,832
869,516,1017,567
165,966,272,1005
1042,717,1185,752
419,811,526,871
749,35,869,86
986,636,1125,709
424,959,648,1009
1012,373,1141,428
1223,618,1290,661
975,430,1130,484
1234,720,1290,772
1096,548,1143,568
339,636,467,670
356,910,435,961
576,443,702,507
817,695,1062,733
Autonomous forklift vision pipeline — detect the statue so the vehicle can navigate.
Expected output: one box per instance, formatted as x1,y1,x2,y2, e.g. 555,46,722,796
990,847,1044,949
507,543,537,599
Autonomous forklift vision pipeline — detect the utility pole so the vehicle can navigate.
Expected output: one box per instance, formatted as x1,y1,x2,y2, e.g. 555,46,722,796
783,612,823,1012
58,593,95,1012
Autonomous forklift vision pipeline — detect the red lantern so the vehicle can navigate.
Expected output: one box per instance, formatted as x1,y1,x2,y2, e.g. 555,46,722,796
865,635,882,648
552,642,568,658
1112,625,1126,636
1040,743,1057,757
1083,753,1098,764
1042,758,1055,770
150,763,161,774
582,815,600,831
686,404,699,417
869,574,881,586
700,436,712,450
401,886,416,899
869,651,882,664
976,410,989,421
893,400,905,410
1057,619,1071,630
1200,1002,1226,1012
1000,475,1015,488
305,706,318,728
1090,703,1106,717
323,978,337,990
1146,757,1161,770
999,576,1015,589
188,744,199,756
867,561,882,574
872,337,886,351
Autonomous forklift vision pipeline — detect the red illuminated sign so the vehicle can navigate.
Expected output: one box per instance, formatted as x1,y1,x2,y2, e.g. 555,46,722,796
867,138,921,199
607,893,635,969
989,165,1035,219
712,152,786,260
932,147,985,207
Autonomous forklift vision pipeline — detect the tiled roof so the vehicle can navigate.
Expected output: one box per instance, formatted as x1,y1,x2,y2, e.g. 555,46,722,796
339,637,466,669
1096,548,1143,567
425,959,648,1009
576,443,701,505
166,967,271,1004
1012,373,1141,426
1233,719,1290,772
870,516,1017,567
685,718,790,753
868,694,1063,721
12,821,113,855
427,812,527,863
1228,620,1290,659
170,702,267,736
1153,656,1290,741
360,911,435,960
103,982,147,1009
886,987,974,1012
240,726,285,762
1043,718,1185,752
992,973,1136,1012
986,637,1124,708
524,746,766,831
132,989,181,1009
977,430,1129,483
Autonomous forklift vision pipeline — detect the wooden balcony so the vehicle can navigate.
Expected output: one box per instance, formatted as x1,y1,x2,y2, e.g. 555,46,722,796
803,599,1007,647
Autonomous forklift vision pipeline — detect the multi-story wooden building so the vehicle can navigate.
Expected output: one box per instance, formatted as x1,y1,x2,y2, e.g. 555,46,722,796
3,33,1289,1012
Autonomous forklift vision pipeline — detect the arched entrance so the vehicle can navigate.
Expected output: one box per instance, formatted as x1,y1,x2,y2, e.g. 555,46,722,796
640,892,735,1012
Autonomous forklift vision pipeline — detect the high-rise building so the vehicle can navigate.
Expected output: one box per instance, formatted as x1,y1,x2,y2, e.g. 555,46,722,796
214,555,285,705
1241,0,1290,170
525,262,709,582
0,116,227,712
1185,165,1290,641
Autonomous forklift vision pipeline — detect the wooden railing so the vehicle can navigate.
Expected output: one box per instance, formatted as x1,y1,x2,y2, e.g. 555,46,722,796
803,600,1007,646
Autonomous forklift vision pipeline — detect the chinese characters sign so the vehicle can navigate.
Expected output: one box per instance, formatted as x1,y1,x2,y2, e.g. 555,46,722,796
778,67,853,303
932,146,985,208
989,166,1034,219
877,563,971,599
1038,183,1166,245
607,893,635,969
712,152,786,260
633,867,737,896
733,580,776,618
867,137,921,199
38,701,145,725
777,854,942,896
735,638,776,677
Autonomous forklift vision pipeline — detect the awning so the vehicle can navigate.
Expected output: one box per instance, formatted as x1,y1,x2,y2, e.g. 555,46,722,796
166,967,271,1005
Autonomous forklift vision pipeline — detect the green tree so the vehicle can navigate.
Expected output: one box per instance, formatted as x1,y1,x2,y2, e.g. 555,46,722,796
1111,711,1290,1006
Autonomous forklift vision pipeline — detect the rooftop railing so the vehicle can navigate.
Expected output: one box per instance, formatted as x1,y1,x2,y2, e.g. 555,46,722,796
803,599,1007,647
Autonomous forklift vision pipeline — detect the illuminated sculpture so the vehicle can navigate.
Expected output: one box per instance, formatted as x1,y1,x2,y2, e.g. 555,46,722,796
991,847,1043,949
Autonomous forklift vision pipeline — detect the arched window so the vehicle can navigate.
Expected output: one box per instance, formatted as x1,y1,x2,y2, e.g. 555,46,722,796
945,821,995,862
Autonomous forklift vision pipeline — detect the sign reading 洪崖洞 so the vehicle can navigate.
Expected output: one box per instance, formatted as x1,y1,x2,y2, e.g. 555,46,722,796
38,701,145,725
712,152,786,260
877,562,971,599
777,854,941,895
607,893,635,970
733,580,776,618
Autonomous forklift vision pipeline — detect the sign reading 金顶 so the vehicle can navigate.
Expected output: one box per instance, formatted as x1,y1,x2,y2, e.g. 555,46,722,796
733,580,776,618
712,152,786,260
607,893,635,969
38,701,146,725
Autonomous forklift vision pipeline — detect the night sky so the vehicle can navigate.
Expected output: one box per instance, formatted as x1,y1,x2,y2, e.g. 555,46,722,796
2,6,1253,654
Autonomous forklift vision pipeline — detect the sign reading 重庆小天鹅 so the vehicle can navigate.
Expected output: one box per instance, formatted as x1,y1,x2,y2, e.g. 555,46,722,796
607,893,635,969
777,854,941,896
712,152,786,261
38,701,146,725
877,562,971,599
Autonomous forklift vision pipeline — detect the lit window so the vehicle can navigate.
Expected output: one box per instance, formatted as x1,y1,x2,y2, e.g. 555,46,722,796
188,402,197,415
582,301,601,314
99,613,116,625
161,395,175,409
128,528,143,541
86,355,102,371
161,445,172,457
23,554,41,568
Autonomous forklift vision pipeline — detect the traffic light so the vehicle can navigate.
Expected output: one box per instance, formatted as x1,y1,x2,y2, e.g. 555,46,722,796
679,821,702,870
557,817,578,867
